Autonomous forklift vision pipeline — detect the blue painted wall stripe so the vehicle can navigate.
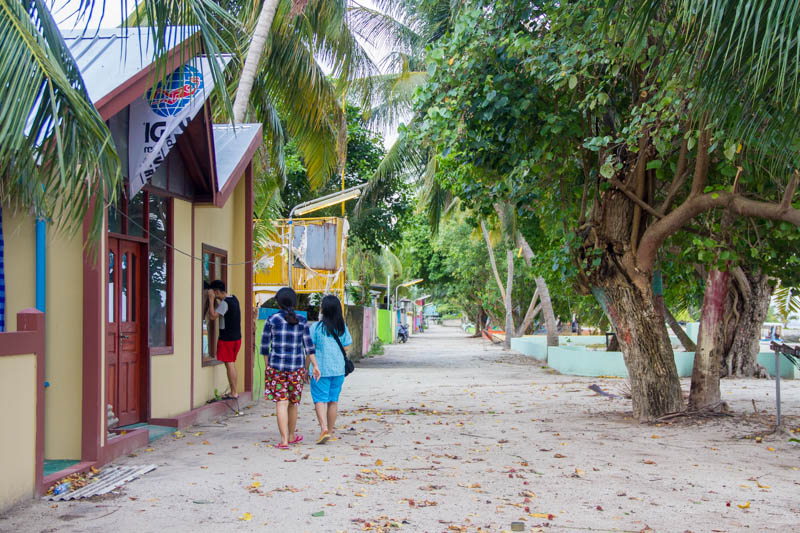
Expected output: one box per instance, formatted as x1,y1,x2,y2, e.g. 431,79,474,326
36,219,46,313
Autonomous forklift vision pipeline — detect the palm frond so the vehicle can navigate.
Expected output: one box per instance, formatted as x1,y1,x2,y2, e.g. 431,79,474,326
0,0,119,241
347,3,420,55
362,67,427,132
301,0,381,95
773,283,800,322
609,0,800,163
248,2,342,188
416,153,451,233
253,171,283,259
356,128,425,214
379,246,403,278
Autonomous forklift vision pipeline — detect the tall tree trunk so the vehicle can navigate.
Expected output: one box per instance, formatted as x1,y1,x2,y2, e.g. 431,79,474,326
481,220,506,301
689,268,730,410
535,276,559,347
515,231,559,347
595,279,684,420
722,268,771,378
583,180,684,421
504,249,514,350
473,307,487,338
516,289,540,336
663,305,697,352
233,0,281,123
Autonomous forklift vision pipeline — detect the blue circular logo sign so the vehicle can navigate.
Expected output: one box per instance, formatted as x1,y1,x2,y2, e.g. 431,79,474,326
146,65,204,118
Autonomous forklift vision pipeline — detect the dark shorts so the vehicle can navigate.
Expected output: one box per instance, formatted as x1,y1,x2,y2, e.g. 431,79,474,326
265,366,306,404
217,339,241,363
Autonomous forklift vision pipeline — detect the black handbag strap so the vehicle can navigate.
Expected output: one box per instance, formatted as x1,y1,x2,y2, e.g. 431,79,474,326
332,331,348,361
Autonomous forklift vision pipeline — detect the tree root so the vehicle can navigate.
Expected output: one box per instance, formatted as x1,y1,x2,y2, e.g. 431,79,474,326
654,402,732,422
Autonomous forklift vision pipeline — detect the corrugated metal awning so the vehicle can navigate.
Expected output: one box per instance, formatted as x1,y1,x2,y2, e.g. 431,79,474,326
47,465,157,501
62,27,198,105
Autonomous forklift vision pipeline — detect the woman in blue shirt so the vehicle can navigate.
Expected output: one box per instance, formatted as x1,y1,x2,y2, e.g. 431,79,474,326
310,295,352,444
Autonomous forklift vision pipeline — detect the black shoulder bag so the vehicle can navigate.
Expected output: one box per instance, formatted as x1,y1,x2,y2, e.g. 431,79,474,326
332,333,355,377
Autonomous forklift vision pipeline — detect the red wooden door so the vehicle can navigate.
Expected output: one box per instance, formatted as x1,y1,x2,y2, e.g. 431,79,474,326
106,237,145,426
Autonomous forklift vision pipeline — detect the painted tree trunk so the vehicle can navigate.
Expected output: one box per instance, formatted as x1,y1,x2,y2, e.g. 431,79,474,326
584,184,684,420
689,268,730,410
722,271,771,378
233,0,281,123
535,276,559,346
504,249,514,350
596,281,684,421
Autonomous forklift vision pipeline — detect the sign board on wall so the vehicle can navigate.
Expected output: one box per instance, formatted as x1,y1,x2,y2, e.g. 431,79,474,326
128,56,228,197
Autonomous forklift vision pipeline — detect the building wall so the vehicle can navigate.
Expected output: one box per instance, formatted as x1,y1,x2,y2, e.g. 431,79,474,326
2,207,35,322
192,180,248,406
47,226,89,458
345,305,365,360
0,353,37,512
1,205,83,460
150,199,193,418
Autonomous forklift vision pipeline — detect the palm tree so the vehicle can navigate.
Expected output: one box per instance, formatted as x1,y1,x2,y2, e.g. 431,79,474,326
226,0,382,187
232,0,281,124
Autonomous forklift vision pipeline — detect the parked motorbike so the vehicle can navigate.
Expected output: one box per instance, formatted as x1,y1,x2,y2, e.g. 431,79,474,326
397,324,409,343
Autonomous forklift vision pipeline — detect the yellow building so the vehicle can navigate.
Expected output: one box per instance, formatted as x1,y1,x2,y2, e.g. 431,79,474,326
0,28,260,511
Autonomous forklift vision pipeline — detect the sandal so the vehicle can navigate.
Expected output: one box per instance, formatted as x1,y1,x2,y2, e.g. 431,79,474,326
316,433,331,445
289,434,304,445
275,443,290,449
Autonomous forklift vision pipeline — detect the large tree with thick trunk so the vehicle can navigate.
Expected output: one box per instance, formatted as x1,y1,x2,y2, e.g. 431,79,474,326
414,0,800,421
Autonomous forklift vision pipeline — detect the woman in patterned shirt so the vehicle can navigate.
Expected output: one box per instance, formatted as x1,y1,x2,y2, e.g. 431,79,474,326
261,287,320,449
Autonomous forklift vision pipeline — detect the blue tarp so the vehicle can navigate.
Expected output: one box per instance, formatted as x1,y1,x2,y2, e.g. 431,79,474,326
0,205,4,332
258,307,308,320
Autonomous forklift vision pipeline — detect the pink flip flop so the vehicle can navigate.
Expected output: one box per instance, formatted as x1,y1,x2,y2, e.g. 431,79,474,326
275,442,290,449
289,434,304,445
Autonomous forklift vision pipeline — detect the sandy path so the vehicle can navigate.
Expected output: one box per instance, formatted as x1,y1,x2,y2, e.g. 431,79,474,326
2,325,799,533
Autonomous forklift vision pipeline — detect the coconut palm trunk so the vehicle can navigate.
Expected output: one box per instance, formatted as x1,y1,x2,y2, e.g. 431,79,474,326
233,0,281,123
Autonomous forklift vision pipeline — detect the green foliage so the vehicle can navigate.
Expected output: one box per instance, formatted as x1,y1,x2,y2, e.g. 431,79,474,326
412,0,800,306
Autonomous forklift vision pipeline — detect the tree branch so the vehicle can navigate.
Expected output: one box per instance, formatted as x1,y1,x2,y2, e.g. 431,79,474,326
481,220,506,301
638,189,800,273
731,266,752,302
516,288,540,337
781,170,800,209
659,136,690,214
690,128,710,197
630,134,650,249
610,177,663,220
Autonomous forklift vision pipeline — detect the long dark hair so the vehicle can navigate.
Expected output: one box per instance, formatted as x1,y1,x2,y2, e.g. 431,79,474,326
276,287,299,325
320,295,345,337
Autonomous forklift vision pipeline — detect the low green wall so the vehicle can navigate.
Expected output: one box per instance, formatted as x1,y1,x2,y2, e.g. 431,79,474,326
531,345,796,379
757,352,798,379
511,335,607,362
547,346,696,377
510,337,548,361
377,309,392,344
